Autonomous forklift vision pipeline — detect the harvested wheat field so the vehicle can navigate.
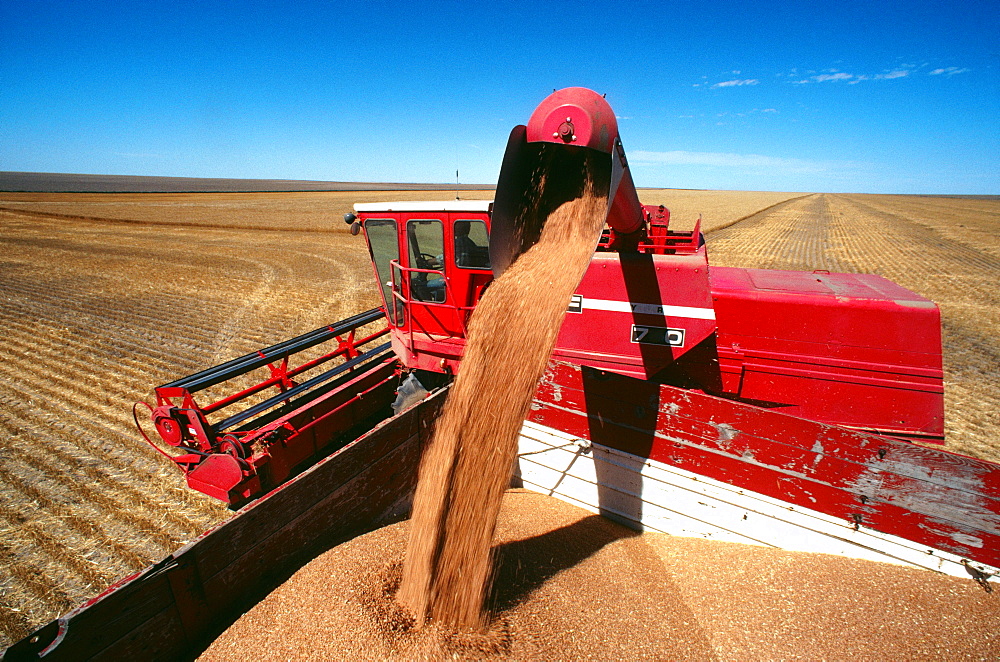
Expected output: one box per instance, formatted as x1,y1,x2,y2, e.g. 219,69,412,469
1,189,998,650
201,489,1000,661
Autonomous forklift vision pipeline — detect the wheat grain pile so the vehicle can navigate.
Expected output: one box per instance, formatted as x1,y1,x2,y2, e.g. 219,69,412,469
201,184,1000,659
201,489,1000,661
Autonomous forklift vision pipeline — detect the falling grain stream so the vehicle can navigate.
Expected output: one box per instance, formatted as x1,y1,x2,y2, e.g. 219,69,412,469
397,189,609,631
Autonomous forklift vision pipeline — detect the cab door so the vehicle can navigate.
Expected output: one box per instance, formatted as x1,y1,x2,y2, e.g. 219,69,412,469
362,215,405,326
446,213,493,328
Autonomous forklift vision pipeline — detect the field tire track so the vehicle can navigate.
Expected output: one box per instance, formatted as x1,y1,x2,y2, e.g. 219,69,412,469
703,194,813,236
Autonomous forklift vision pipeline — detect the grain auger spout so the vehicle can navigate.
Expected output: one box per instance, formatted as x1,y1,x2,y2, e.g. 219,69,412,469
490,87,647,276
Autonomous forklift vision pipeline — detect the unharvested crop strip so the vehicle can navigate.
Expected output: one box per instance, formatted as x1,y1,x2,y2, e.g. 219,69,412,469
703,194,813,236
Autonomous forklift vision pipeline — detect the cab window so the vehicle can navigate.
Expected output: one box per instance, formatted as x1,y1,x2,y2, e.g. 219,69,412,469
364,219,403,325
453,219,491,269
407,219,446,302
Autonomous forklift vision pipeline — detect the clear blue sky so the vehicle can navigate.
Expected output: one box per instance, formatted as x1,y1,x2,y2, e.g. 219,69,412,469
2,1,997,193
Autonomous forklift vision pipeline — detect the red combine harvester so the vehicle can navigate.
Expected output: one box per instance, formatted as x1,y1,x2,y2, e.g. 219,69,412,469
5,88,997,661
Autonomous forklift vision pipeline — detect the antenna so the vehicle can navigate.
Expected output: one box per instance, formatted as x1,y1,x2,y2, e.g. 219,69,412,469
455,169,460,200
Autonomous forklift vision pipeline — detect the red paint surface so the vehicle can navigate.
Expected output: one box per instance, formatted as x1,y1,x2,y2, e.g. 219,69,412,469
531,360,999,567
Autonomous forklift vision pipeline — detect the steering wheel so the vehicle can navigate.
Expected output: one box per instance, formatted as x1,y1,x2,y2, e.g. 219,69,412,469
418,252,442,270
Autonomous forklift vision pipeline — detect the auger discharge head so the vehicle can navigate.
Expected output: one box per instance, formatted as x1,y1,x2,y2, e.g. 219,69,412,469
490,87,645,276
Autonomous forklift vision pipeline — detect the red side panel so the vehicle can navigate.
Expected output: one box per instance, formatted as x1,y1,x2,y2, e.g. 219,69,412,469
710,267,944,440
531,360,998,568
555,250,716,379
187,455,260,504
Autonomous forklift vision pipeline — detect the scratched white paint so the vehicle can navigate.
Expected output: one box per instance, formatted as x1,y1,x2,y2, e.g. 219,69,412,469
810,439,824,467
714,422,739,445
516,420,999,585
847,461,999,533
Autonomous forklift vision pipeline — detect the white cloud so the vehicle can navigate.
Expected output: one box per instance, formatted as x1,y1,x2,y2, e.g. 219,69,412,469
712,79,759,88
929,67,970,76
630,150,837,174
725,62,962,89
789,65,918,85
813,72,853,82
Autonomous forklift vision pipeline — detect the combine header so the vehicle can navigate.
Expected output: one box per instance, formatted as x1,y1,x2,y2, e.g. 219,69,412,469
6,87,996,661
134,308,395,505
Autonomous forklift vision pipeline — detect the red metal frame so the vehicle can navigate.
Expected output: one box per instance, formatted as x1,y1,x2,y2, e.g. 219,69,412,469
388,259,469,341
359,209,493,374
136,310,397,507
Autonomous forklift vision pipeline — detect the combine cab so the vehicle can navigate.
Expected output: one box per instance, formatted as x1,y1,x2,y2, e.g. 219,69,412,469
353,200,944,443
6,87,996,661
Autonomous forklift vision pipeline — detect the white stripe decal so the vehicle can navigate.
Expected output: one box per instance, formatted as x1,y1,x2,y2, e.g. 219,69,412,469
581,297,716,320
